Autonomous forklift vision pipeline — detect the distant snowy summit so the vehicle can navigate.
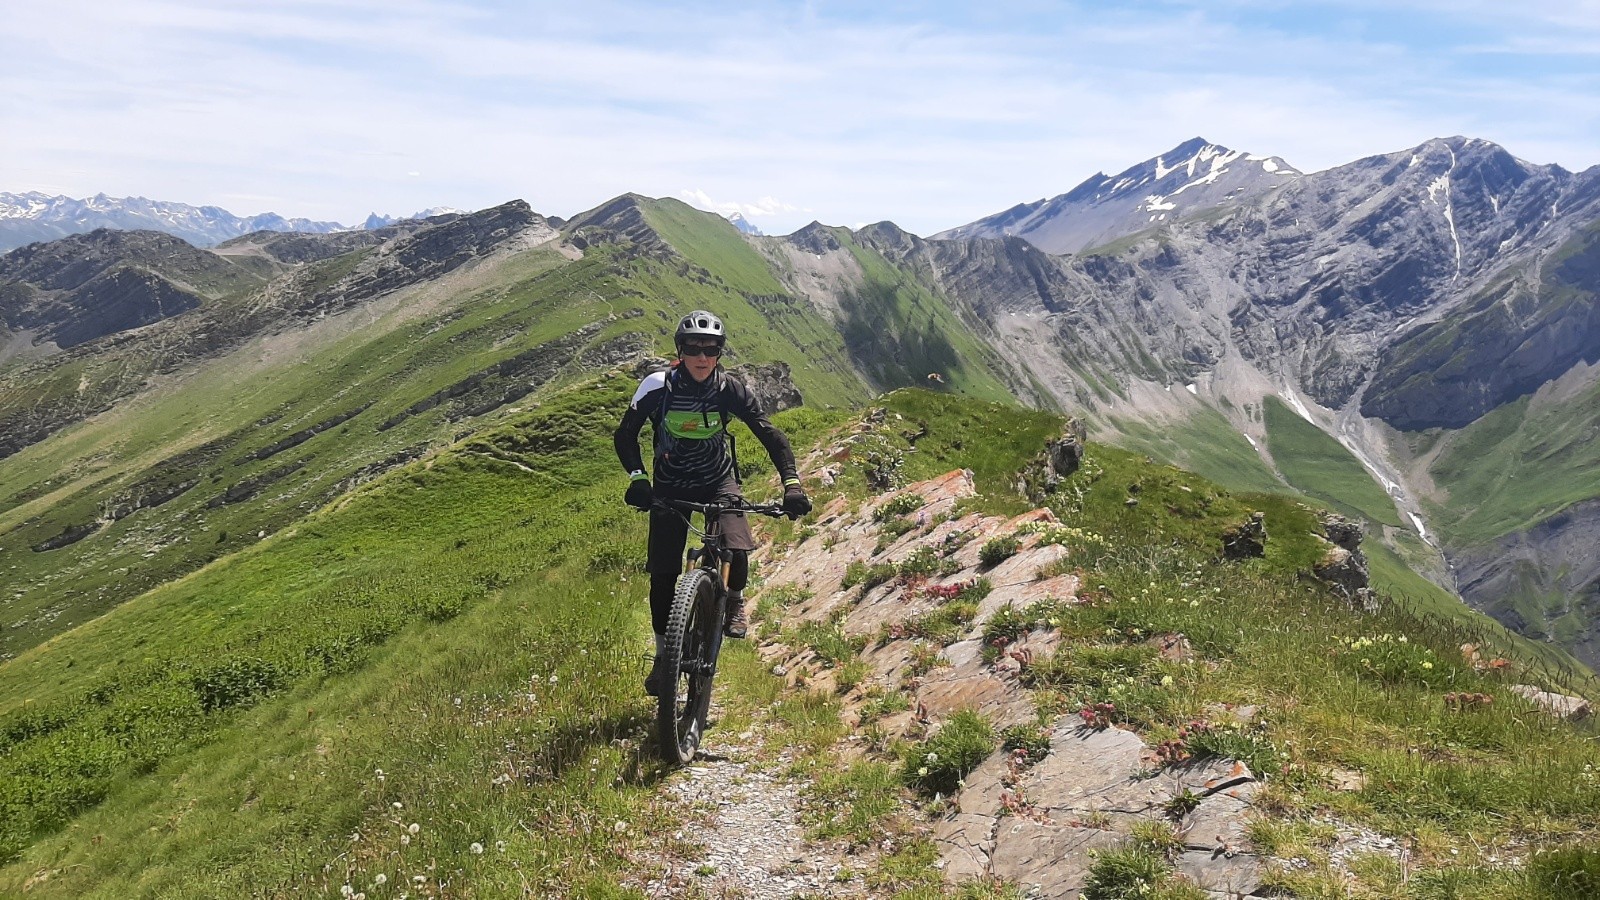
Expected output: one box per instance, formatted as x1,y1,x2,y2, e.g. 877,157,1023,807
727,212,763,236
360,208,469,230
0,192,464,253
936,138,1300,255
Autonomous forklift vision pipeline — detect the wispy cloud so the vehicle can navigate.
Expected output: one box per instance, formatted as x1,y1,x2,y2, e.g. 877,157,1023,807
1,0,1594,235
679,190,804,219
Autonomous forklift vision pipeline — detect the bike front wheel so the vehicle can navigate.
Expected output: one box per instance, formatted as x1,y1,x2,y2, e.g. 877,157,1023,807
658,568,721,764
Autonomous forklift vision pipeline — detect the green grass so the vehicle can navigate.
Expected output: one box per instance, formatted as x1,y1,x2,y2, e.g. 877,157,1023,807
1264,395,1404,528
0,208,886,660
875,388,1064,500
1109,404,1286,495
0,375,680,894
9,383,1600,897
835,233,1020,404
1428,379,1600,546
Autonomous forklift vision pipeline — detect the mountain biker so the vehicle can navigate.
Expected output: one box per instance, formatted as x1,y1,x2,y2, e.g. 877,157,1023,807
614,310,812,696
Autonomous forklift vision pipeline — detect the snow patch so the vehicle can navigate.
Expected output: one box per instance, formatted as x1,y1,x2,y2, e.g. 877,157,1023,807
1432,148,1463,280
1170,166,1229,196
1185,383,1197,395
1143,196,1177,212
1245,434,1258,448
1409,512,1429,540
1261,159,1280,173
1281,389,1315,423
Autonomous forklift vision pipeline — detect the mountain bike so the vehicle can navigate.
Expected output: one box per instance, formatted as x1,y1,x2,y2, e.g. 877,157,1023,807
652,497,790,764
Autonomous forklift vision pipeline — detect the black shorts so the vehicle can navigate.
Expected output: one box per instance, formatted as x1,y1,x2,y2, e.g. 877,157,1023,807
646,477,755,574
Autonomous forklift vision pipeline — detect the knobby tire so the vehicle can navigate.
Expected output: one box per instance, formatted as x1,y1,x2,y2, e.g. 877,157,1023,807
658,568,720,764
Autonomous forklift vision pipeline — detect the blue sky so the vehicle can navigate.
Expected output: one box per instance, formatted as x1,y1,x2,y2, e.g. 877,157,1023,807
3,0,1596,235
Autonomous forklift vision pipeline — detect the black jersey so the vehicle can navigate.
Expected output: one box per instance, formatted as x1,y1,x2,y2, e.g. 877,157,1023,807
614,365,799,490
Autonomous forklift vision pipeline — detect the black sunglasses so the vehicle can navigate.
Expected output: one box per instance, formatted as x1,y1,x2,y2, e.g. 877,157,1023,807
679,344,722,358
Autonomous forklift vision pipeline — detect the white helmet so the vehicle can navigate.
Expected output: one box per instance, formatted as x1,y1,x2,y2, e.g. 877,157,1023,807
674,310,726,347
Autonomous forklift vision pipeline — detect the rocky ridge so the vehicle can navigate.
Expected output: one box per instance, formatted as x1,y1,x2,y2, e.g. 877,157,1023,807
740,461,1374,896
0,201,562,461
0,229,266,352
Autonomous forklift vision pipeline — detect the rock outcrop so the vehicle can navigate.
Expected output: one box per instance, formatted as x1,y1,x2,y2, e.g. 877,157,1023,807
752,470,1273,897
1314,514,1372,607
1221,512,1268,560
728,361,804,414
1510,684,1593,722
1014,419,1088,502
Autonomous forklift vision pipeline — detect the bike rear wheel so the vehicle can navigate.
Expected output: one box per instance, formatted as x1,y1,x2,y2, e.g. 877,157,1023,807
658,568,721,764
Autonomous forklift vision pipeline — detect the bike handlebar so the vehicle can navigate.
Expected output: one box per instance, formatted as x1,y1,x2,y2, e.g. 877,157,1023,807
649,497,792,519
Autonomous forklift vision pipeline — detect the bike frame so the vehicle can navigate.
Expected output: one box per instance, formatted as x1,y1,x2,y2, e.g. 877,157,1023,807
650,496,788,763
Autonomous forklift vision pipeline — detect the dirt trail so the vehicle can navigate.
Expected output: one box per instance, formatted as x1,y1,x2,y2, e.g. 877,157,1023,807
631,700,877,898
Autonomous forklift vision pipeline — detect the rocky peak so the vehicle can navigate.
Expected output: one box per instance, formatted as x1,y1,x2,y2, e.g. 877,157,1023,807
935,137,1300,255
562,194,674,258
854,221,924,258
785,221,847,256
727,212,763,236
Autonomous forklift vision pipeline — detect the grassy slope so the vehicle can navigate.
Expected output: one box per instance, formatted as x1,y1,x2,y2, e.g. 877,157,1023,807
0,246,589,656
1099,398,1581,677
0,376,674,895
5,387,1600,897
637,198,866,408
0,209,880,659
826,231,1017,404
1263,395,1404,528
1427,379,1600,547
1106,404,1287,495
749,390,1600,898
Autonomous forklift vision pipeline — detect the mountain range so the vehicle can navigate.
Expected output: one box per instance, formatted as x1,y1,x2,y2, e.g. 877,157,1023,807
8,137,1600,893
0,191,465,252
3,135,1598,675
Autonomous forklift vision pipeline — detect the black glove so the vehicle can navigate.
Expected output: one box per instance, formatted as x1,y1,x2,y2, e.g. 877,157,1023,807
625,479,653,510
782,484,812,519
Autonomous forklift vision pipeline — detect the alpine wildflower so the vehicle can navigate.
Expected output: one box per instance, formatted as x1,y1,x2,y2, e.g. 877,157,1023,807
470,842,484,855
